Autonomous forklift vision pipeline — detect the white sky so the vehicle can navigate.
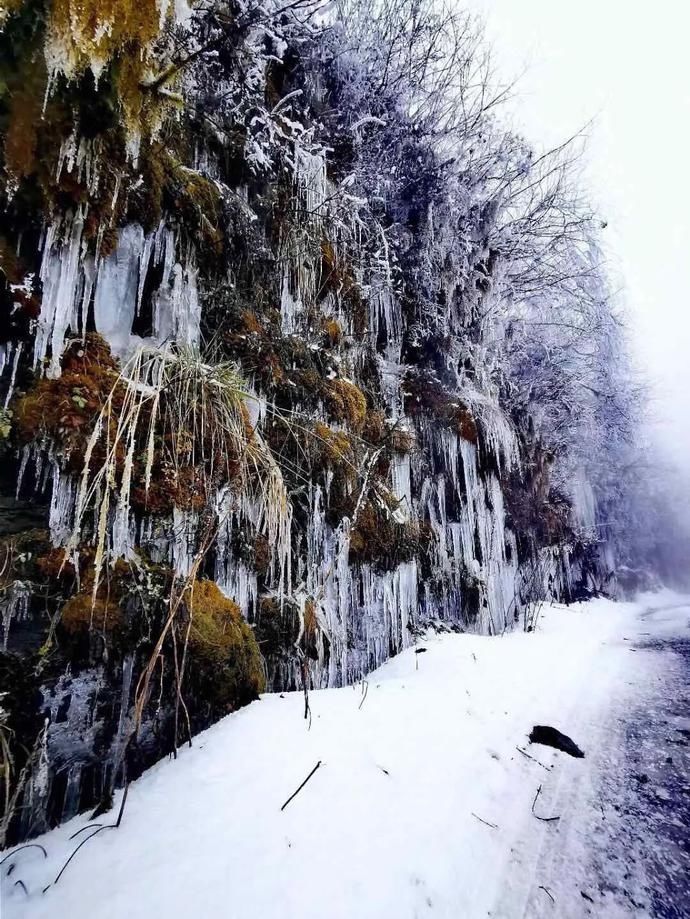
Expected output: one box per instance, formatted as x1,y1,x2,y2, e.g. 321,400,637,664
465,0,690,469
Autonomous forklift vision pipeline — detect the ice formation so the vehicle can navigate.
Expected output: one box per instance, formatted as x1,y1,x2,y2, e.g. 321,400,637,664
35,219,201,376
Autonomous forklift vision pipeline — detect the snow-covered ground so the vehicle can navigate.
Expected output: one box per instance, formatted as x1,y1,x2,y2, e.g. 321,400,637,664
2,593,689,919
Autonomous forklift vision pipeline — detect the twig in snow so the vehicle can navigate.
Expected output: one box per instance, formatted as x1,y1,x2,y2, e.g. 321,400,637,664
0,844,47,866
114,781,129,828
539,885,555,904
471,812,499,829
280,761,322,811
516,745,552,771
358,680,369,710
299,653,312,730
14,879,28,896
45,781,131,892
46,826,108,891
378,766,390,776
0,842,48,865
69,823,104,840
531,784,561,822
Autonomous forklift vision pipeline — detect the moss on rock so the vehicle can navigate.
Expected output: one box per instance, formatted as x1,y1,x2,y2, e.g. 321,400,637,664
184,580,265,715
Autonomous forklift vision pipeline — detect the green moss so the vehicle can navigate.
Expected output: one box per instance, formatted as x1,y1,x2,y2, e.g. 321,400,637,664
184,580,265,714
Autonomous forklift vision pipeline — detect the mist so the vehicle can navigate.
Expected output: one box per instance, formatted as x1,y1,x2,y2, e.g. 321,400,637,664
466,0,690,474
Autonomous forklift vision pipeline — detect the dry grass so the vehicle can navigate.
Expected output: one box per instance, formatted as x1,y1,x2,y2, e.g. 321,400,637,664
68,344,291,602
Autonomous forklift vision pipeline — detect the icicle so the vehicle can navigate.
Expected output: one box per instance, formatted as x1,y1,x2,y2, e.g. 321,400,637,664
49,461,77,546
279,269,303,334
570,466,597,534
390,452,412,521
15,445,31,498
294,144,327,218
92,224,144,357
171,508,199,578
35,212,86,377
0,342,11,378
0,580,31,650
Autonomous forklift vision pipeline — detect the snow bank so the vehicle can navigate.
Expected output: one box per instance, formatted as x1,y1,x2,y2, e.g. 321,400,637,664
2,596,683,919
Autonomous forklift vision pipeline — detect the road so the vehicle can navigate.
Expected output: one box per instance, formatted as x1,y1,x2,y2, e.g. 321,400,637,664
495,598,690,918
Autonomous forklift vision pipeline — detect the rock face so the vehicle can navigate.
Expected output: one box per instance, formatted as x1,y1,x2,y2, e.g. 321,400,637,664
0,0,628,843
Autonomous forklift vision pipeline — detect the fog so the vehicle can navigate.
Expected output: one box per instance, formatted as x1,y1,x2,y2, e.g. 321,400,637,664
466,0,690,472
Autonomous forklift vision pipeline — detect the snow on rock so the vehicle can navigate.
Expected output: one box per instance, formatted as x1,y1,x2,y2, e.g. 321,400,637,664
4,595,680,919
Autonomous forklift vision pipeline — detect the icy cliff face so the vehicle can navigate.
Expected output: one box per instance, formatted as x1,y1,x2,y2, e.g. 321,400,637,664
0,0,625,841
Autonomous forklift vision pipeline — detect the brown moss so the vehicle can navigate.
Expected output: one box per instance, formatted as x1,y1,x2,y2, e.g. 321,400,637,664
60,592,123,634
441,402,478,443
0,238,21,285
0,0,27,25
389,424,416,453
36,547,75,582
3,49,46,183
240,310,264,335
349,499,423,570
58,553,136,635
320,239,360,301
322,317,342,346
13,333,121,467
324,378,367,432
253,534,270,579
313,421,354,466
403,373,478,444
361,409,386,446
0,530,53,592
164,162,223,255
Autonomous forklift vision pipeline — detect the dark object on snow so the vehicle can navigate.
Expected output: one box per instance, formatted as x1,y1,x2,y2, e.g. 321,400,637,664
414,648,427,654
529,725,585,758
280,761,322,811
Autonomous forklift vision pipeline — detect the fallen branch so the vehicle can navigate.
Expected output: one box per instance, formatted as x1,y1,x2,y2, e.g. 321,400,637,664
280,761,322,812
531,784,561,823
539,885,555,904
516,745,552,771
471,812,498,829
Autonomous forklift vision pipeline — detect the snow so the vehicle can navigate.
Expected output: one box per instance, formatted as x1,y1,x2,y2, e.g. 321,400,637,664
4,593,688,919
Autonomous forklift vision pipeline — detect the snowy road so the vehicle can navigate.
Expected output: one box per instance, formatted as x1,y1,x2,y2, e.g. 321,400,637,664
493,598,690,918
1,594,689,919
